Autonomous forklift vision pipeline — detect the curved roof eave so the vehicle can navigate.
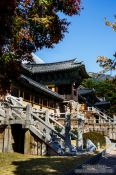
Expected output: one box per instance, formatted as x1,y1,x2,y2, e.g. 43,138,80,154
22,62,89,78
19,75,64,101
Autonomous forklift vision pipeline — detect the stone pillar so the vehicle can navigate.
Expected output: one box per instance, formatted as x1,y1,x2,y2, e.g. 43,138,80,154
3,126,12,152
76,114,84,151
108,125,112,139
113,115,116,124
4,106,12,124
45,110,49,124
25,104,32,128
24,129,31,154
64,106,72,154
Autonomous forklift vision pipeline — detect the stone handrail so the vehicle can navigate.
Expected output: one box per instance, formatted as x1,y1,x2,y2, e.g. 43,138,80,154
87,107,114,123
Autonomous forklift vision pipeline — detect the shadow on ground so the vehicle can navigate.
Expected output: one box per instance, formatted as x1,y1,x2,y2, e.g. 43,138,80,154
73,153,116,175
12,156,83,175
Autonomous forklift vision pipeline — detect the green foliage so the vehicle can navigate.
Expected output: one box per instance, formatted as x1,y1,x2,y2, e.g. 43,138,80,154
82,78,116,115
97,54,116,73
12,0,81,53
54,125,62,133
0,0,81,56
1,53,15,63
0,52,21,94
96,17,116,73
0,0,81,94
83,132,106,148
105,16,116,31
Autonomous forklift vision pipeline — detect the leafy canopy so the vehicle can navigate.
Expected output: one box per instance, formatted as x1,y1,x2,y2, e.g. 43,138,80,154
0,0,81,59
97,17,116,73
82,78,116,116
0,0,81,94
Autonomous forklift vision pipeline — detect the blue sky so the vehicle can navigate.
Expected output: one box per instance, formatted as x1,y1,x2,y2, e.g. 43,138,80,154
37,0,116,74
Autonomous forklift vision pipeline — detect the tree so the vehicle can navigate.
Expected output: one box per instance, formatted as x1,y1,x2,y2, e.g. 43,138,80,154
0,0,81,56
97,54,116,73
0,0,81,94
82,78,116,116
97,17,116,73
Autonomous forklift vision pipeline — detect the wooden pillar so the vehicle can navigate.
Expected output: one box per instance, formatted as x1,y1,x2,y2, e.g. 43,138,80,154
23,91,24,99
55,86,58,93
71,82,78,101
40,99,43,109
18,89,20,97
71,83,74,100
32,96,35,107
24,129,31,154
30,95,32,103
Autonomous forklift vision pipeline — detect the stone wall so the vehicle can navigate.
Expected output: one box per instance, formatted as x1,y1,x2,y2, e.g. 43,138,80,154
26,131,47,155
0,124,55,155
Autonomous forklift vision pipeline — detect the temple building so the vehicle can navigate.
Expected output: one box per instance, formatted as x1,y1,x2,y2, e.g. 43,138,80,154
0,58,115,156
11,59,89,112
0,59,90,155
78,86,110,110
11,58,110,113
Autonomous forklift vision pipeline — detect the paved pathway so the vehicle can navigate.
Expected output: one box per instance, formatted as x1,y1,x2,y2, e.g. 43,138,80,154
70,147,116,175
83,149,116,175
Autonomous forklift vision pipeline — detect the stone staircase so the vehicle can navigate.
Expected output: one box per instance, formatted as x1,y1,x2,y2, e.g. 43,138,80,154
0,95,77,155
87,107,114,123
86,106,116,140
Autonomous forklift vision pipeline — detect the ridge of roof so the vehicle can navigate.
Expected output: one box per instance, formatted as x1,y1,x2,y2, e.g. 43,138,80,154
79,85,95,91
25,58,77,66
23,59,84,74
94,101,110,105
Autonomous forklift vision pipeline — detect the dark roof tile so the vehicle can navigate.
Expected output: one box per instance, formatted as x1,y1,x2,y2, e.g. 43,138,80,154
94,101,110,106
23,59,84,73
78,86,95,95
20,75,64,100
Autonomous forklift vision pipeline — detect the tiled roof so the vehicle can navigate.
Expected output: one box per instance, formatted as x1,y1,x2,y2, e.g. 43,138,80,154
94,101,110,106
78,86,95,95
19,75,64,100
23,59,85,73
